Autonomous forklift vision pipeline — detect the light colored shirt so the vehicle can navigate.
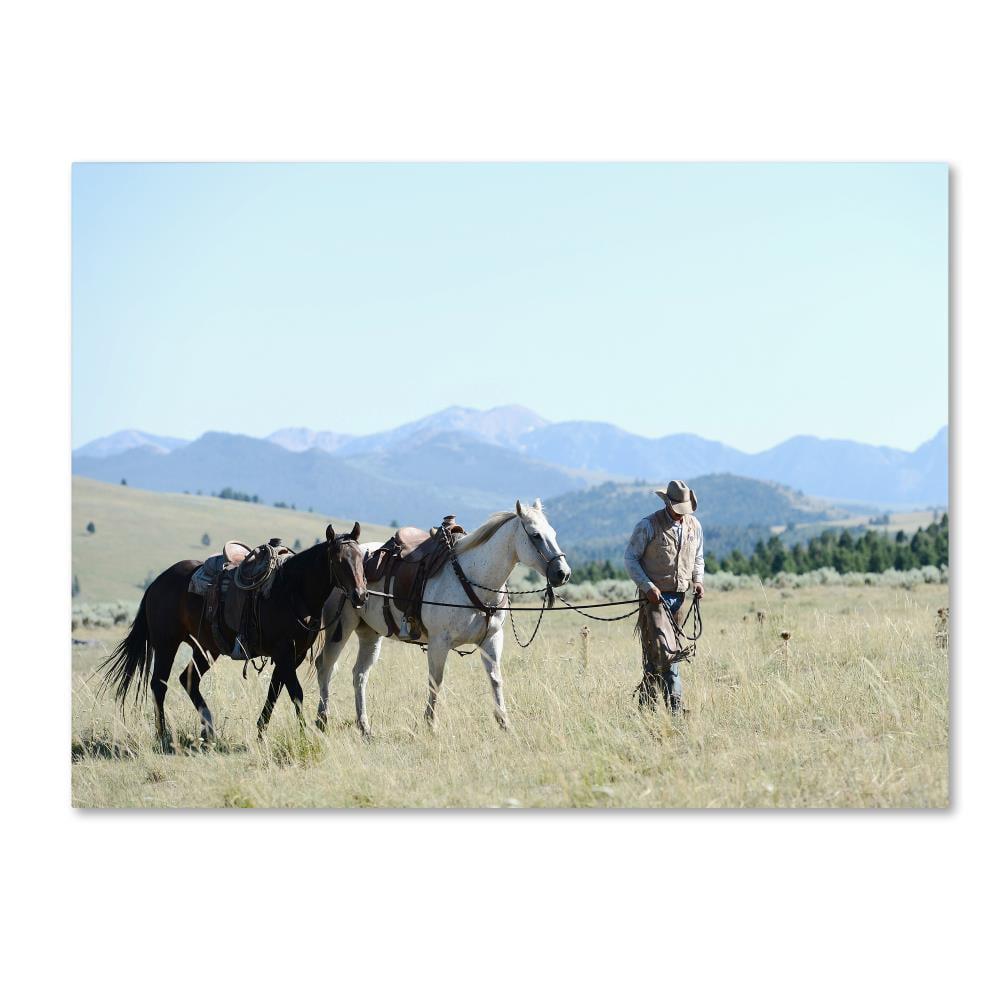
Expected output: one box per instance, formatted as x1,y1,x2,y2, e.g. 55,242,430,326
624,512,705,592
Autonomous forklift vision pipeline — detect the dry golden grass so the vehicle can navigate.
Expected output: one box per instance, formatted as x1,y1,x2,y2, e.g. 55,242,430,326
71,583,948,808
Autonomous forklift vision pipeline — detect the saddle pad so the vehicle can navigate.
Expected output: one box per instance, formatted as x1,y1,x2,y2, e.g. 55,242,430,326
189,554,225,597
363,547,391,584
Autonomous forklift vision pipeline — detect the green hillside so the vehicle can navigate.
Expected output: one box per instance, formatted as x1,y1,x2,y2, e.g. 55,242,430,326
544,474,867,565
72,477,391,603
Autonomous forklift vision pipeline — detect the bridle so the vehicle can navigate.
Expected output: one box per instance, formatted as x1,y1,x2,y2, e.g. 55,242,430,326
518,516,569,583
327,535,363,595
439,514,568,633
297,535,364,637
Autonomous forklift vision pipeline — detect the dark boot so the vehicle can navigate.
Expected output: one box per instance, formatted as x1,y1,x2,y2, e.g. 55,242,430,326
669,693,689,715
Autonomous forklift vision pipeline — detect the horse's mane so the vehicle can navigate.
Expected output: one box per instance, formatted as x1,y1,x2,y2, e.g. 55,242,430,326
274,539,325,584
453,511,518,554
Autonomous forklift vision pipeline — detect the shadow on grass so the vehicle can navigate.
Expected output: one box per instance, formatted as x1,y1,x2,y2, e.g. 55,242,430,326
71,734,139,762
172,731,251,756
71,729,253,761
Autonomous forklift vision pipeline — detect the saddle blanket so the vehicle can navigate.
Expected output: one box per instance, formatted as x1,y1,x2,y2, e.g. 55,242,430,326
189,554,225,597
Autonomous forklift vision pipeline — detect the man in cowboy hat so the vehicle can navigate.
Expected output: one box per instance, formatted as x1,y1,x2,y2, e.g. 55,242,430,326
623,479,705,713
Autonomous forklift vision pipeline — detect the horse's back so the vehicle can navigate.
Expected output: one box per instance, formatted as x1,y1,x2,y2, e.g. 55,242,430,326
139,560,205,641
159,559,203,584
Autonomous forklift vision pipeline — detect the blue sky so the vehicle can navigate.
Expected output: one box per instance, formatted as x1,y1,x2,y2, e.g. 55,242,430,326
72,163,947,452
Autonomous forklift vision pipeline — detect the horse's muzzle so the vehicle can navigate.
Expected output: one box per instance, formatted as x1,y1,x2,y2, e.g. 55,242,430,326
350,587,367,609
547,559,571,587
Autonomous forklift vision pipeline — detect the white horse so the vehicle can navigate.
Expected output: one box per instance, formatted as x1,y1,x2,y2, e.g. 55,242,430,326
314,499,571,735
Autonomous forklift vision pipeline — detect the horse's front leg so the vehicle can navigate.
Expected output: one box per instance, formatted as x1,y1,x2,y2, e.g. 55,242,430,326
257,671,284,738
282,649,308,728
480,627,509,730
315,602,360,732
424,637,451,729
352,628,383,738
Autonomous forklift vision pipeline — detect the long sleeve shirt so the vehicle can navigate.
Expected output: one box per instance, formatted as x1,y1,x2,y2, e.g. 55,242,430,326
624,513,705,593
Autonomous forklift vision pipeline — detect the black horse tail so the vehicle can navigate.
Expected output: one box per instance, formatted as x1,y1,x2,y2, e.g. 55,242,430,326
98,592,152,709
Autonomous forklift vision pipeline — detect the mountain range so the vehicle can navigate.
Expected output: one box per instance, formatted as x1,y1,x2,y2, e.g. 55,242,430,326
72,429,189,459
71,429,596,528
74,405,948,513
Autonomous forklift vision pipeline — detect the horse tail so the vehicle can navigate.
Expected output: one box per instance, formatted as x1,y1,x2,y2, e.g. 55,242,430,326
98,591,152,709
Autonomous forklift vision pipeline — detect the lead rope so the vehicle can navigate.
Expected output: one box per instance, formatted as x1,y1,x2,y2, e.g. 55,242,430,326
631,595,703,700
503,586,547,648
441,517,561,648
669,595,703,647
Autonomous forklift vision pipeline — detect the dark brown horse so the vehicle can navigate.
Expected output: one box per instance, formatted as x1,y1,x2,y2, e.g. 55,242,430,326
99,523,367,751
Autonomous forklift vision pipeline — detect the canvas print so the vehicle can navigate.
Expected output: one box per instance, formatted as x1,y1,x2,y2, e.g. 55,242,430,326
71,163,948,808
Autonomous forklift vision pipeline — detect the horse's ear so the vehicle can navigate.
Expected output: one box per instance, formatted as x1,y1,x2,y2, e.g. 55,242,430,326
515,499,524,517
326,524,336,542
534,498,542,511
350,521,361,541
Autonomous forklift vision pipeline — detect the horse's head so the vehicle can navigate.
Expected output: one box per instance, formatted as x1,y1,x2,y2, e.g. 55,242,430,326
326,522,368,609
513,498,572,587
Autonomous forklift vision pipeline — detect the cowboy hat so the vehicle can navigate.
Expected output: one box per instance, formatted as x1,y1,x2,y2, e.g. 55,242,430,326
655,480,698,515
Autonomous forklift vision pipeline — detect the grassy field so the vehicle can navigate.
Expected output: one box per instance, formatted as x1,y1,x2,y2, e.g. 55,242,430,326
72,476,390,602
71,582,949,808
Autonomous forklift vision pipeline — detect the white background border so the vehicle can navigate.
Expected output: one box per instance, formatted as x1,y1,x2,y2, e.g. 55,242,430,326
1,2,994,997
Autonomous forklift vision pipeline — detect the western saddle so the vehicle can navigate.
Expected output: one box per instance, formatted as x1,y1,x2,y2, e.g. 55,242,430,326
365,515,466,640
191,538,295,659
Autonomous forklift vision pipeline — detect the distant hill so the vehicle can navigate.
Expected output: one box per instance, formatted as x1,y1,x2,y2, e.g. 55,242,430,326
71,477,389,603
74,407,948,508
737,427,949,506
544,475,864,565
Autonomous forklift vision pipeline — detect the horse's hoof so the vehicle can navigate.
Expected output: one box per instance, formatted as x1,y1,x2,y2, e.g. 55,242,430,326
315,715,328,733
